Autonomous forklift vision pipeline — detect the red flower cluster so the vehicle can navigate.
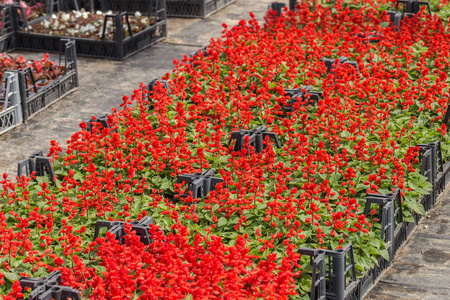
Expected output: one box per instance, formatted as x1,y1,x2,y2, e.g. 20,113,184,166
1,0,449,298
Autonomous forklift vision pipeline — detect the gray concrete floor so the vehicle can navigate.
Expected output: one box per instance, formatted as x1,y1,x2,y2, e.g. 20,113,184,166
366,187,450,300
1,1,449,299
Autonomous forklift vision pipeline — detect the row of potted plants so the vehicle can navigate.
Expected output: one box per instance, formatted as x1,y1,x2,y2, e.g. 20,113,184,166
1,0,450,299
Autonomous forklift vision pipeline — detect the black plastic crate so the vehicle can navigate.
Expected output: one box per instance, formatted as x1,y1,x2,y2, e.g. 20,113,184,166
11,0,66,26
437,160,450,194
99,0,161,13
61,0,163,13
417,146,434,212
303,180,445,300
61,0,161,14
16,39,79,121
267,2,286,16
13,1,166,60
166,0,237,18
0,5,16,52
19,271,81,300
297,249,326,300
0,71,23,135
17,150,56,182
394,0,431,15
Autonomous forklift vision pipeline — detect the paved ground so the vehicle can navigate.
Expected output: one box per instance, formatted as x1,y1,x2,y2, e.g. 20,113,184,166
366,187,450,300
1,1,449,299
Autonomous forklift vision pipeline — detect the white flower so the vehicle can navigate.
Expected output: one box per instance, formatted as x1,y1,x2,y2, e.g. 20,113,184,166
96,10,103,15
83,23,96,33
106,10,113,15
135,11,142,18
82,12,89,19
74,11,82,18
43,20,50,29
52,14,57,19
61,13,70,22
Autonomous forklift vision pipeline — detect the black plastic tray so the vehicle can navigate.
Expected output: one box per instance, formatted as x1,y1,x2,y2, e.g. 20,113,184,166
301,157,450,300
0,72,23,135
18,39,79,121
13,2,166,60
0,5,17,53
166,0,236,18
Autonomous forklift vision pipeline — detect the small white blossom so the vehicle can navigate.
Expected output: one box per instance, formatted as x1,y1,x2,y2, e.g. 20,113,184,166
61,13,70,22
135,11,142,17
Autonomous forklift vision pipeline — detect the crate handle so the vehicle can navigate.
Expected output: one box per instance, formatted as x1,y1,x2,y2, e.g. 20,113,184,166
395,0,432,15
101,13,133,40
12,4,29,33
444,104,450,133
59,39,76,75
121,12,133,38
0,5,11,36
22,67,38,96
101,14,116,40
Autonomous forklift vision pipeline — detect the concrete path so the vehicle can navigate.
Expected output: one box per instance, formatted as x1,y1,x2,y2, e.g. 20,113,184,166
366,188,450,300
1,1,449,299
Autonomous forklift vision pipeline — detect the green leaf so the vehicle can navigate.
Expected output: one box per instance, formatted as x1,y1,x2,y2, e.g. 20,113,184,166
269,82,278,89
379,249,390,261
3,272,19,283
407,200,425,216
300,276,313,292
369,239,380,249
99,227,108,236
256,203,267,210
371,255,380,266
330,239,339,250
73,172,84,181
355,263,368,275
160,182,170,190
92,265,107,273
217,217,227,228
408,180,419,191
